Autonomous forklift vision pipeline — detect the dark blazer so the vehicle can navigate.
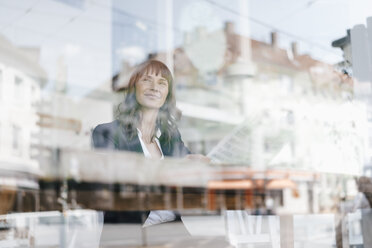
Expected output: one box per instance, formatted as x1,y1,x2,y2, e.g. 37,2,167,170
91,120,190,223
92,120,190,157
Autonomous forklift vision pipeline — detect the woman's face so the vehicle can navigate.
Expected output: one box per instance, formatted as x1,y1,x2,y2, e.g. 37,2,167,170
135,71,169,110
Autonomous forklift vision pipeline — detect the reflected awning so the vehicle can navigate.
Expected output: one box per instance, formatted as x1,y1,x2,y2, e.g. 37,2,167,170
266,178,297,189
207,179,254,190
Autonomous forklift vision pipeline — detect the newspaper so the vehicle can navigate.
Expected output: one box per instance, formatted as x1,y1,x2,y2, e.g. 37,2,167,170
207,113,293,166
207,117,259,164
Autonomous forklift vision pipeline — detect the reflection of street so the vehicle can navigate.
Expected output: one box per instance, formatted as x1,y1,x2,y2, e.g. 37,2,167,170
100,222,229,248
2,210,372,247
293,214,336,247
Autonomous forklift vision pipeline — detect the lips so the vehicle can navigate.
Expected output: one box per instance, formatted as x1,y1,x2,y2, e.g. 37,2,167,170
144,93,161,99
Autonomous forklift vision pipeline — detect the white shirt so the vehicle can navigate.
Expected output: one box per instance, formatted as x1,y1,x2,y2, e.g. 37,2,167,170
137,128,164,159
136,128,177,226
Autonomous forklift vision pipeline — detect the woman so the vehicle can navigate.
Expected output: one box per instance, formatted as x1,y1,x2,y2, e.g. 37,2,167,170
92,59,191,158
92,60,207,224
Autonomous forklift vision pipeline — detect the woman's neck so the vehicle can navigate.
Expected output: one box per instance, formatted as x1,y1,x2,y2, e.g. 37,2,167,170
139,108,159,143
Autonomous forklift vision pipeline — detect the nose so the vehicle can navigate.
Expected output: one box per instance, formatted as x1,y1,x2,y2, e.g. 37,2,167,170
149,82,160,92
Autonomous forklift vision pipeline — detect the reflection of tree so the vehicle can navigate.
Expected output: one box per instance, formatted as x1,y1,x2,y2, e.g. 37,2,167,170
298,102,366,174
264,129,294,167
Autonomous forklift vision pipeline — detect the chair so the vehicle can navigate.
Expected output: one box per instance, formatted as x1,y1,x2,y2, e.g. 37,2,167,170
225,210,280,248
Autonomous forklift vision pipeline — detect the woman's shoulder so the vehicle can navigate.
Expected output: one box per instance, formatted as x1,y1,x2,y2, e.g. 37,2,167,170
92,120,122,148
93,120,120,134
92,120,141,151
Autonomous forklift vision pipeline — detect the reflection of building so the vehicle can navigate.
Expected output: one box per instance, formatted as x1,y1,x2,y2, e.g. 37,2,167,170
35,67,117,177
0,35,46,213
116,21,358,171
0,34,116,212
332,30,352,74
112,21,364,214
0,35,46,174
185,23,360,175
332,17,372,175
332,17,372,83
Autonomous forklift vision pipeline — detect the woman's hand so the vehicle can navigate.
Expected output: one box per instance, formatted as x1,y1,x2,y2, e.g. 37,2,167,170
185,154,211,163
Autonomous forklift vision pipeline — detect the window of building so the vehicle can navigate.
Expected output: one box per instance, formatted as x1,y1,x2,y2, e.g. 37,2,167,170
0,69,2,100
12,125,22,156
14,76,24,102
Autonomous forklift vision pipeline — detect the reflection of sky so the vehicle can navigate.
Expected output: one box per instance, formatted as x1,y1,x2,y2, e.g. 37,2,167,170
1,0,372,96
115,0,372,67
249,0,349,62
112,0,158,73
0,0,112,97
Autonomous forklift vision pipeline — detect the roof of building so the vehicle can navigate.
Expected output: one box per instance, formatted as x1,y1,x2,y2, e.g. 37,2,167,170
0,35,47,87
112,22,352,91
331,30,351,48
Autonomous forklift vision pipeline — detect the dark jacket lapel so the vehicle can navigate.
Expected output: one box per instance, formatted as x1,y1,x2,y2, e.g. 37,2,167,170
159,134,171,156
113,121,143,153
126,135,143,153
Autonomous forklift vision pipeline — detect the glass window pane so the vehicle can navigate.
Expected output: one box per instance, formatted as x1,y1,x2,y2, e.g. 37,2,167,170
0,0,372,247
